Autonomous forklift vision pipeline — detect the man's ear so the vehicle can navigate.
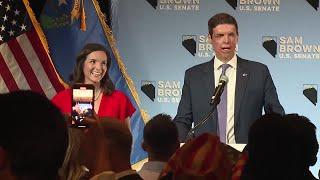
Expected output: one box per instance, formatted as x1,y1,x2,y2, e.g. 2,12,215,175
0,147,7,169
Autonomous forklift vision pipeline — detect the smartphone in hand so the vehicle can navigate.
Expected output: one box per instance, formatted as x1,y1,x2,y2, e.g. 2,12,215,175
71,84,95,128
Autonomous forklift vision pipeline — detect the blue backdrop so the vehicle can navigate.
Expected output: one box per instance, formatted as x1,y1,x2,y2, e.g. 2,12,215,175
113,0,320,175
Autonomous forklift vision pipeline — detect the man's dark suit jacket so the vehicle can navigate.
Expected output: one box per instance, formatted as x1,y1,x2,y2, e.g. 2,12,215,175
174,56,285,143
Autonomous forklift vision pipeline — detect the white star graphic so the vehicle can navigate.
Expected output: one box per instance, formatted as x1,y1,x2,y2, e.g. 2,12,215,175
0,35,3,41
5,4,10,11
11,20,17,26
3,14,7,21
14,9,19,15
20,24,26,31
0,25,5,31
58,0,67,6
9,30,14,36
0,1,3,6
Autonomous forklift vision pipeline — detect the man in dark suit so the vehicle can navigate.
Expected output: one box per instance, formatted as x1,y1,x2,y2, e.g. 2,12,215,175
174,13,284,144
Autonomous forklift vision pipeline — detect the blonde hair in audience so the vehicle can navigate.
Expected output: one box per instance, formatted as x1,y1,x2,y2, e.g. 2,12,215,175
59,128,88,180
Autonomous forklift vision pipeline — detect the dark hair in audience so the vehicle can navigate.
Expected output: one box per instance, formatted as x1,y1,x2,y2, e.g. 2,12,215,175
242,113,293,180
71,43,115,95
208,12,238,36
0,90,68,180
143,113,179,158
101,118,133,158
283,114,318,168
241,113,318,180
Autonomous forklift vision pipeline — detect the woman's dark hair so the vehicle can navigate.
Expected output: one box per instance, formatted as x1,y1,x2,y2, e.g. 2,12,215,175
71,43,115,95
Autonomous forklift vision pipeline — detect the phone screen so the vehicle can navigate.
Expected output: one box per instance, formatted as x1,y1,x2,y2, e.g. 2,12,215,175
71,84,94,127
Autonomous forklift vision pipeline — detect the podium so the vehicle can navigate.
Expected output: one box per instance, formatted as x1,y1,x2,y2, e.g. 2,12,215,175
228,143,246,152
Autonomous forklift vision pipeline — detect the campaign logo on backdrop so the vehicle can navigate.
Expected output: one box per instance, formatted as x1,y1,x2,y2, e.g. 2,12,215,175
182,35,197,56
182,35,214,58
226,0,237,9
146,0,158,9
262,36,277,58
306,0,319,10
141,81,156,101
303,84,317,106
263,36,320,59
141,80,182,103
146,0,200,11
226,0,281,12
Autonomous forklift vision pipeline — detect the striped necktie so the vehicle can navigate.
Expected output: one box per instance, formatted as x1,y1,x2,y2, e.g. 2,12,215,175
217,63,230,143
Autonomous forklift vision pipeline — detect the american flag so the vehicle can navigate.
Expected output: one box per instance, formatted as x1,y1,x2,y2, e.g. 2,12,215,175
0,0,65,98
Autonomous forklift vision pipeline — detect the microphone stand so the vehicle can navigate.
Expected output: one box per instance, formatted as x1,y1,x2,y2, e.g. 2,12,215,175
183,96,221,143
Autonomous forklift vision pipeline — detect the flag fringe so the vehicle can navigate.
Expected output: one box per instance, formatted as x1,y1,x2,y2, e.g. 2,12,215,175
80,0,87,31
91,0,149,123
71,0,81,23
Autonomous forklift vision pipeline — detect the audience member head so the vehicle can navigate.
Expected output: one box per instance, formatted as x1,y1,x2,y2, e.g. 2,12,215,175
283,114,318,169
142,114,179,161
242,113,294,180
160,133,232,180
59,128,89,180
79,117,132,175
71,43,115,94
241,113,318,180
0,90,68,180
101,118,132,163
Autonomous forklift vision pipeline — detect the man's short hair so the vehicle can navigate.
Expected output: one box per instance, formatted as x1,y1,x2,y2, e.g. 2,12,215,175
143,114,178,156
0,90,68,179
243,113,319,179
208,12,238,36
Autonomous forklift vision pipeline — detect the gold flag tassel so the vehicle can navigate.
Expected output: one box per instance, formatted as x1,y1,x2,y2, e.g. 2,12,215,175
80,0,86,31
71,0,81,23
71,0,86,31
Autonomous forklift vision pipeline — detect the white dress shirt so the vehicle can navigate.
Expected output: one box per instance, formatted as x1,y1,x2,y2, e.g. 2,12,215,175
214,55,237,143
138,161,166,180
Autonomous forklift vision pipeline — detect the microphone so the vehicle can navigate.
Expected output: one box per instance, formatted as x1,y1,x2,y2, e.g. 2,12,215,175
210,75,229,105
184,75,229,142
